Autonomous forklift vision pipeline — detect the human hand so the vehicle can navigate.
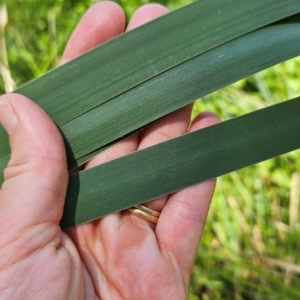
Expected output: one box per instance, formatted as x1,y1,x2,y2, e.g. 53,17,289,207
0,2,220,299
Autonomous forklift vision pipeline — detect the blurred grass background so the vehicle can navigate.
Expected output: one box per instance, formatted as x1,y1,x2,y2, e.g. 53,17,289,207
0,0,300,299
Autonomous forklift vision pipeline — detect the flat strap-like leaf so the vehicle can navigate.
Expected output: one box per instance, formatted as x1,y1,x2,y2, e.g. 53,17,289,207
14,0,300,125
0,0,299,158
0,16,298,174
0,1,299,229
61,97,300,229
62,19,300,168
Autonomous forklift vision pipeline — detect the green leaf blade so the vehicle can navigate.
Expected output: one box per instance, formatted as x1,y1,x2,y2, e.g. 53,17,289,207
61,97,300,229
60,19,300,166
10,0,300,126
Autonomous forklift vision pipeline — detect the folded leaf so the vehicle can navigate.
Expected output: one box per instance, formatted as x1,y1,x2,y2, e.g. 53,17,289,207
0,0,299,158
62,17,300,168
0,15,299,175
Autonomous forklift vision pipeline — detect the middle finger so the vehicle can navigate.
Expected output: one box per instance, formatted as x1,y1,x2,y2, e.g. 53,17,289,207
137,104,193,213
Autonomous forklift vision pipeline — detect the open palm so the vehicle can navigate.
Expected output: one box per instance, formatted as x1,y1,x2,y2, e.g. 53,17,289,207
0,2,219,299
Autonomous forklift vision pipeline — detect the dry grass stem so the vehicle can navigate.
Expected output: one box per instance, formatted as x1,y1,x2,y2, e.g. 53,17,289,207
0,3,15,92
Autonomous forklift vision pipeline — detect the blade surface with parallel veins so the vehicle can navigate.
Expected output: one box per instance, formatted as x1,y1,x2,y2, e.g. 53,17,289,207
0,0,299,158
61,97,300,229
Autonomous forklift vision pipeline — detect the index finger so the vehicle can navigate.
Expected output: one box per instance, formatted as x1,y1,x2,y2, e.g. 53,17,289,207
60,1,125,65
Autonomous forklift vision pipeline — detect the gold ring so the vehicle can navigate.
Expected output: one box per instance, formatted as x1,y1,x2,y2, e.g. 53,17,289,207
127,204,161,224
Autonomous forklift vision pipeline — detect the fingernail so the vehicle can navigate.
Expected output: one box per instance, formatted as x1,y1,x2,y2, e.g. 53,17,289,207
0,99,17,134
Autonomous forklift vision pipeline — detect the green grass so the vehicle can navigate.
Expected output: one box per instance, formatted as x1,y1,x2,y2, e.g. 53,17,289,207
191,60,300,299
1,1,300,299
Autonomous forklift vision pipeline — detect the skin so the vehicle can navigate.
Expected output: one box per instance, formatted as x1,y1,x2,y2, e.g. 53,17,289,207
0,2,220,299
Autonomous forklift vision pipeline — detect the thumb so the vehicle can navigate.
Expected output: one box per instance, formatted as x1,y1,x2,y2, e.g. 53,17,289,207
0,93,68,233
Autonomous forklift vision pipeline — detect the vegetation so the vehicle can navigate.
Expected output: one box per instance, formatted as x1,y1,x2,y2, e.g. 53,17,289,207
1,0,300,299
